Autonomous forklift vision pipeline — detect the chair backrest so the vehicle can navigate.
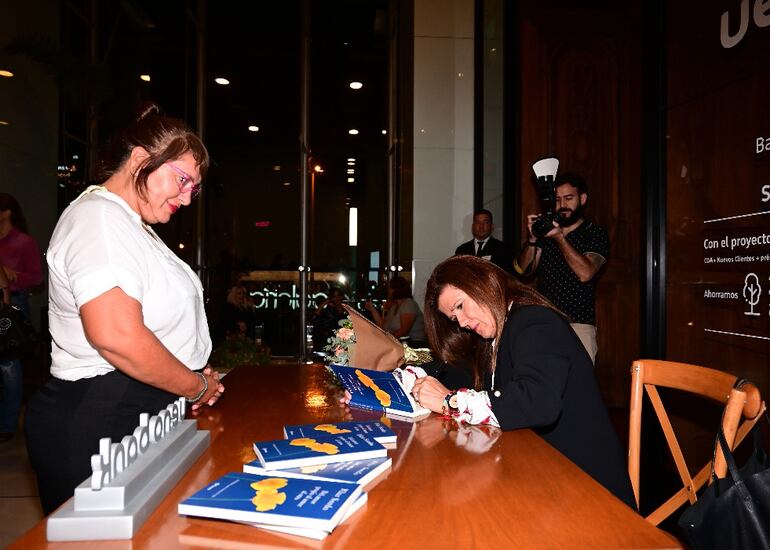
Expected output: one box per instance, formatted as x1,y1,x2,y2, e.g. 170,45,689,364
628,359,765,526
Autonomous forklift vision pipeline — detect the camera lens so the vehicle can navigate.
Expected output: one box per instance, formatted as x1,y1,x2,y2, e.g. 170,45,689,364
532,216,554,239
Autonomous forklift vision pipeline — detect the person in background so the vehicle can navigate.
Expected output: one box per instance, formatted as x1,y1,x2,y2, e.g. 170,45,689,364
0,193,43,443
455,209,513,274
514,173,608,363
222,285,257,338
412,255,635,508
24,104,224,515
365,276,427,348
311,287,347,352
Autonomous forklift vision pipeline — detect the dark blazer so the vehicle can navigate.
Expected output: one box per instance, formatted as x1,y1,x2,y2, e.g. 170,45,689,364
455,236,513,273
484,305,635,508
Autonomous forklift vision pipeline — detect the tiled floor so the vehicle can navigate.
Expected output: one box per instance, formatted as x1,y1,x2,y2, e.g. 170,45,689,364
0,411,44,548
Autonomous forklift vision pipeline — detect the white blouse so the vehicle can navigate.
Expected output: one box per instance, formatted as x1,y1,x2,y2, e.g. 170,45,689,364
47,186,211,381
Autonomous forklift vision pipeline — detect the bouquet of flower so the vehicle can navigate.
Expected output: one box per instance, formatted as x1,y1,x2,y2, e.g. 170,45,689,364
324,317,356,365
324,314,432,367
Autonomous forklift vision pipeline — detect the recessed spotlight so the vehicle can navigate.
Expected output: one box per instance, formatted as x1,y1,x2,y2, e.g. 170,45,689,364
72,154,79,160
139,74,151,82
349,81,363,90
0,70,14,78
248,125,259,132
272,165,281,171
457,72,464,78
178,243,185,249
214,77,230,85
347,169,354,174
282,181,291,186
347,177,355,183
347,158,355,162
348,129,359,135
382,129,387,135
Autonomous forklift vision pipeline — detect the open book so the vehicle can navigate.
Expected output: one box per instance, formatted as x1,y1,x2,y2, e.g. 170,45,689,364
329,364,431,418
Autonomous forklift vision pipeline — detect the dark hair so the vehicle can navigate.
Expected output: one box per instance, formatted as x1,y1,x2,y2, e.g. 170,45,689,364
555,173,587,195
389,276,413,300
98,104,210,199
0,193,28,233
424,255,562,388
473,209,493,223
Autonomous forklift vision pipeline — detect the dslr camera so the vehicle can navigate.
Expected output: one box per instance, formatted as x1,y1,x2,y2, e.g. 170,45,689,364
530,157,560,239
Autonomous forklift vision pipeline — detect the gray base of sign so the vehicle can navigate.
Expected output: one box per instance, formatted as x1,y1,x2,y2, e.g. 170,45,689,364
46,419,210,541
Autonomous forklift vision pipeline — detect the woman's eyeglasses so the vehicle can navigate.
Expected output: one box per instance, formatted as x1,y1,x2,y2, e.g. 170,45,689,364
164,163,202,198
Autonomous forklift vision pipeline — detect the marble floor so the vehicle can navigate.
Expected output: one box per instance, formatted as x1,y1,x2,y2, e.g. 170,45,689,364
0,411,44,548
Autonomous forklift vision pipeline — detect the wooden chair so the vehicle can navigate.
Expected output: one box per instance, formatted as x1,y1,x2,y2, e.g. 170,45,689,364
628,359,765,525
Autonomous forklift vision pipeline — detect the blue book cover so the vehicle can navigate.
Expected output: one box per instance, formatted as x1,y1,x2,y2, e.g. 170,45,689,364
244,456,392,486
283,420,397,445
178,472,362,532
253,432,387,470
328,364,431,418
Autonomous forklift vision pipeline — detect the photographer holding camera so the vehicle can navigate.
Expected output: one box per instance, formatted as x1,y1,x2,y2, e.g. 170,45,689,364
514,173,608,364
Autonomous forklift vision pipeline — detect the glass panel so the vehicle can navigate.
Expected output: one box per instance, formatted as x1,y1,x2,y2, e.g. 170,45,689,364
666,2,770,395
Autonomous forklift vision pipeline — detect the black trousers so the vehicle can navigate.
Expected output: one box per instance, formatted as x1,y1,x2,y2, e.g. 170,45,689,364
24,370,177,515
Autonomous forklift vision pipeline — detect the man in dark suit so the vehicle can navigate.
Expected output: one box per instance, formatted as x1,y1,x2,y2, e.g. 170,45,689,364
455,209,513,273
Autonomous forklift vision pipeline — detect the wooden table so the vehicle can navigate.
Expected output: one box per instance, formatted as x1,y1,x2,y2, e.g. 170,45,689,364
12,364,681,549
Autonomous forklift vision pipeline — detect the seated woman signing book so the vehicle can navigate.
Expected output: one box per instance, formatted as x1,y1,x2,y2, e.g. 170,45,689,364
411,256,635,508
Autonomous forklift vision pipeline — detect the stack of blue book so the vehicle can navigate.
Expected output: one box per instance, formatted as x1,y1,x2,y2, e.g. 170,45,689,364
178,472,366,540
179,420,397,540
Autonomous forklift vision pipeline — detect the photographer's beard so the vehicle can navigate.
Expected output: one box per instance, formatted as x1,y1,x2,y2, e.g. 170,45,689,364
557,203,586,228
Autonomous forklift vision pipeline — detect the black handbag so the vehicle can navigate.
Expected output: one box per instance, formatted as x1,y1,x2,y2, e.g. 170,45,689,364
0,301,38,361
678,412,770,550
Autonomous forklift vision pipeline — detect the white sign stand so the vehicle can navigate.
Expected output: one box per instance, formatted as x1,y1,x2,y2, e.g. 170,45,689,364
46,398,210,541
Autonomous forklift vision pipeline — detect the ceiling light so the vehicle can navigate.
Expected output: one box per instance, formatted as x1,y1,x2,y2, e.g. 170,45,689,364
282,181,291,186
347,169,354,174
347,177,354,183
349,81,363,90
273,165,281,171
313,164,324,173
214,77,230,85
0,70,13,78
348,129,359,135
382,129,387,135
139,74,151,82
347,158,355,162
0,121,8,126
178,243,185,249
248,125,259,132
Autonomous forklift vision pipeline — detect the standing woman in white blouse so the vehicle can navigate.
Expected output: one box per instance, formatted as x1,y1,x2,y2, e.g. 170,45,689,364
25,105,224,515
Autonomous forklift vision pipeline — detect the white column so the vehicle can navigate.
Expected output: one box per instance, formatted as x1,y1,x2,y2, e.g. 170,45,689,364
412,0,475,305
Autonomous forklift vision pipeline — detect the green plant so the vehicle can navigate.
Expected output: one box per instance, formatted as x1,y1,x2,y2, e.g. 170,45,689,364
209,334,270,372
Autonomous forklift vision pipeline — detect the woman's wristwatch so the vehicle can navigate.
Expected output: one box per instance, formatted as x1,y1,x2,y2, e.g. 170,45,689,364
442,391,459,417
186,371,208,404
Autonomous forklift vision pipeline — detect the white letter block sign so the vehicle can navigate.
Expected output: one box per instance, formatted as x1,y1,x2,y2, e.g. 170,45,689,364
47,397,209,541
